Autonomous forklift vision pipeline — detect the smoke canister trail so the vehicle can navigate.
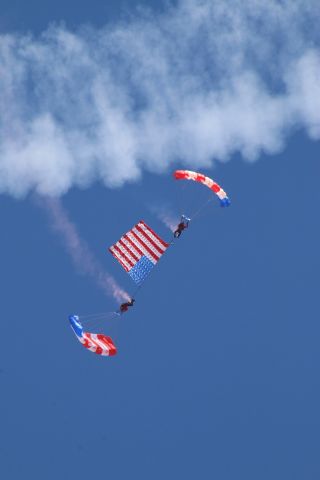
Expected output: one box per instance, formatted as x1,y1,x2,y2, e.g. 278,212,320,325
36,196,130,303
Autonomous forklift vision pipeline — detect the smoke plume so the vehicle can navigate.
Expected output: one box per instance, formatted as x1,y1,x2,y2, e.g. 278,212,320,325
37,196,130,302
0,0,319,197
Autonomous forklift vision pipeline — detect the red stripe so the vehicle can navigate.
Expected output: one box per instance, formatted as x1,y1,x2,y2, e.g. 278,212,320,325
98,334,117,355
173,170,186,180
113,244,135,268
136,224,164,255
86,333,104,355
211,183,220,193
196,173,206,182
108,247,130,272
124,234,144,258
138,220,169,248
118,239,139,262
137,223,167,253
130,230,159,262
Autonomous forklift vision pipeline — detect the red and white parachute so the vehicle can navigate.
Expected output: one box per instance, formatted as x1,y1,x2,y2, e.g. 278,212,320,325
174,170,231,207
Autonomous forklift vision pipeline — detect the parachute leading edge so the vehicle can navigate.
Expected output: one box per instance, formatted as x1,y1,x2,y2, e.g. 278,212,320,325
109,220,170,286
174,170,231,207
69,315,117,356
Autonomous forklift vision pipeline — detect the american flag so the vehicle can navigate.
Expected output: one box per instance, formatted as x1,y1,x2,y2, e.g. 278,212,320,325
109,220,170,285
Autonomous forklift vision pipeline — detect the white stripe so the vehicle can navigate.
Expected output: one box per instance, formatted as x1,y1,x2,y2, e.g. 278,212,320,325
110,246,131,270
135,227,163,258
137,223,167,252
132,227,161,258
217,190,227,199
204,177,213,188
121,236,142,259
86,333,108,353
82,335,96,353
132,228,160,262
127,232,157,264
91,334,110,352
116,241,136,265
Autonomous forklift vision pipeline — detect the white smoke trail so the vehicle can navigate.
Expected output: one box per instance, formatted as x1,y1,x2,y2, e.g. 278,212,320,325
149,204,179,233
36,196,130,302
0,0,319,197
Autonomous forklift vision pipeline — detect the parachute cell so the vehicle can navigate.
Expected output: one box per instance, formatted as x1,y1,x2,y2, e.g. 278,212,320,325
174,170,231,207
69,315,117,356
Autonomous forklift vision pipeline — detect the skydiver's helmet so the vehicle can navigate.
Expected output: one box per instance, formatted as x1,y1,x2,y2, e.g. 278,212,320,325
181,214,190,223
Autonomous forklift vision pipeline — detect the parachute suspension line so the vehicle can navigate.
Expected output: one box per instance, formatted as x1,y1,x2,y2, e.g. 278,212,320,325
76,312,122,341
190,197,215,221
130,283,144,301
176,181,188,219
78,311,119,325
79,312,113,319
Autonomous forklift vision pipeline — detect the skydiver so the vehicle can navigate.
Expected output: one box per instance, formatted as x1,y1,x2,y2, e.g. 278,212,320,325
174,215,190,238
119,298,135,314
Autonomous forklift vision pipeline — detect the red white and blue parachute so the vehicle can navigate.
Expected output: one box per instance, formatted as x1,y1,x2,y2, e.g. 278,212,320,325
174,170,231,207
69,315,117,356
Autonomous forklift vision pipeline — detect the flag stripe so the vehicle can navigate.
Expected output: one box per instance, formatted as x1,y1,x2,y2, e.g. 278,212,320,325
111,245,133,270
115,242,136,266
136,224,165,255
133,227,162,260
109,246,131,272
126,232,156,263
118,238,140,262
126,232,147,257
123,234,144,258
131,229,159,262
139,220,169,248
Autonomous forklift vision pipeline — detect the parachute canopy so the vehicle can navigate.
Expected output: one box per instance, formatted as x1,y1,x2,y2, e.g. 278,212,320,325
109,220,169,286
174,170,231,207
69,315,117,356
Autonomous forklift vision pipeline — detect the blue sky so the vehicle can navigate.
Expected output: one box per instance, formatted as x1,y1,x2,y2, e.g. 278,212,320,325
0,1,320,479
